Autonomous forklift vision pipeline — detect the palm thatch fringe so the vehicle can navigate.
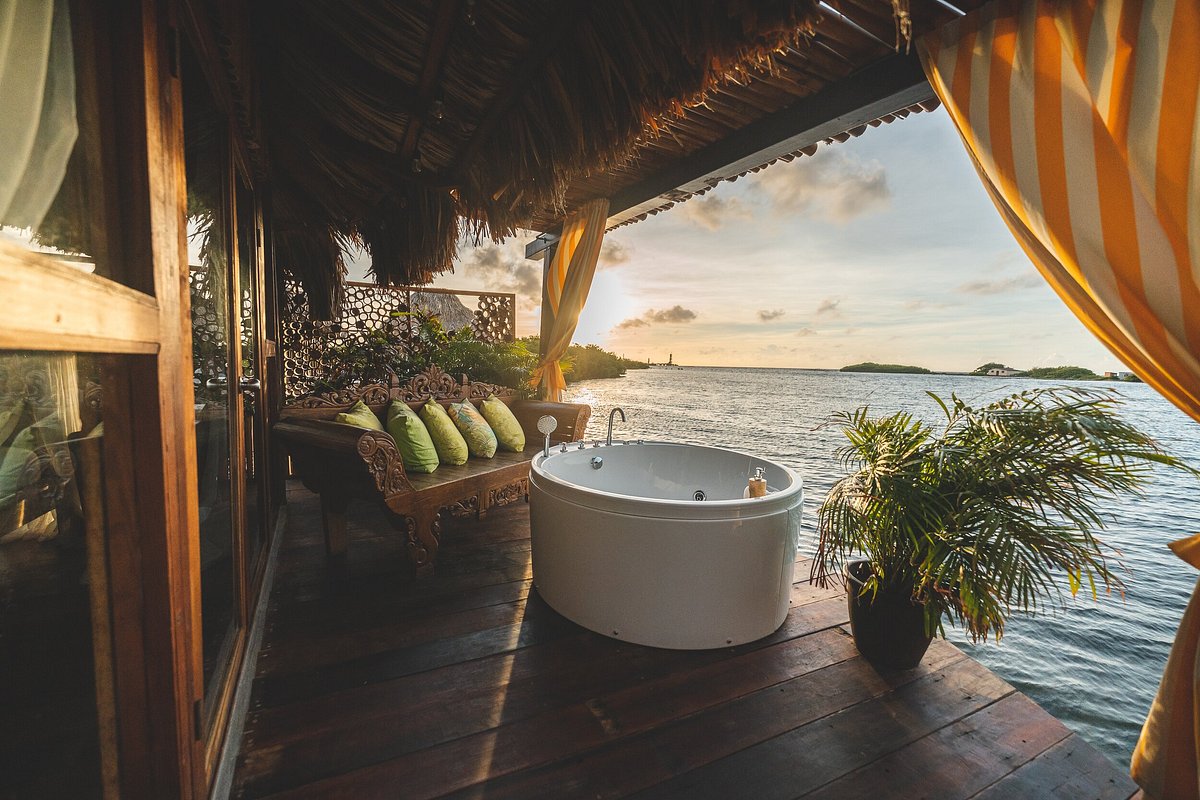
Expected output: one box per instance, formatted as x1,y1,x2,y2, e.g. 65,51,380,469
252,0,822,313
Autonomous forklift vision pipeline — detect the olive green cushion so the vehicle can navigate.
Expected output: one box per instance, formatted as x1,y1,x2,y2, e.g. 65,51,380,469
419,400,469,465
449,401,497,459
385,401,439,474
334,399,383,431
480,394,525,452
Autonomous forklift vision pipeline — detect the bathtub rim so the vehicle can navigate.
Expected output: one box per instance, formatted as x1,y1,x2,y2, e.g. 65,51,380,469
529,440,803,520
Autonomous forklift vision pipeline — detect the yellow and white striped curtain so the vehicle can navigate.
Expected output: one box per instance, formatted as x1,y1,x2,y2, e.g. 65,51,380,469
533,198,609,401
920,1,1200,796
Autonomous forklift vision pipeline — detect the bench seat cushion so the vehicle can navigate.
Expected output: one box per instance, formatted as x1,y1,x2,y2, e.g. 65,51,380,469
420,399,468,465
449,401,497,459
386,401,439,473
481,394,525,452
335,400,384,431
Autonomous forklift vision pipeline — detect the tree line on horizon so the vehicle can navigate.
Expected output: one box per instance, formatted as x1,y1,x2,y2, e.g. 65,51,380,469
838,361,1142,381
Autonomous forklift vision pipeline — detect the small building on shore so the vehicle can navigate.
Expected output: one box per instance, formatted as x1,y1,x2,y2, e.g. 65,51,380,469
987,367,1021,376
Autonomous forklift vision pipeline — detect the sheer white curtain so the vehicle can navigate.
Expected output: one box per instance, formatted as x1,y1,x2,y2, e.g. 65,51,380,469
0,0,76,231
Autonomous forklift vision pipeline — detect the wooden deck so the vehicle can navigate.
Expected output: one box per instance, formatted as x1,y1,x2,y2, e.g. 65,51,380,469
231,484,1141,799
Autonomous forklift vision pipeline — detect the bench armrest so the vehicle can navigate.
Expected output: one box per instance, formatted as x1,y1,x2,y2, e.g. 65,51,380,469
355,430,415,498
274,418,367,453
274,419,414,499
511,400,591,443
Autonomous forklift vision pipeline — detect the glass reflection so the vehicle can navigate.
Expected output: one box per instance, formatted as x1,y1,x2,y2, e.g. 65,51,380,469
236,178,264,578
183,44,239,721
0,352,108,797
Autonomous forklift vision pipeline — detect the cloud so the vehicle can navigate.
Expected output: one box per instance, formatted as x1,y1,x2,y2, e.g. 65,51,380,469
757,309,786,322
957,273,1043,295
455,240,540,302
615,305,699,330
903,299,927,311
600,239,632,267
795,327,817,337
677,194,750,231
816,297,841,316
646,305,698,323
755,147,891,221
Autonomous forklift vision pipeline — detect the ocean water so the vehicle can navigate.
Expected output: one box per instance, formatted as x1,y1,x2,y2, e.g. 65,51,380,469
563,366,1200,768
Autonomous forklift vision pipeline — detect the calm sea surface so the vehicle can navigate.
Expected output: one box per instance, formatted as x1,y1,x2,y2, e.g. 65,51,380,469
563,366,1200,768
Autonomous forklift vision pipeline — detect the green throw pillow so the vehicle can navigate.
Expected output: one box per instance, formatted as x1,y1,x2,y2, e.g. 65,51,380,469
449,401,497,459
385,401,439,474
334,399,383,431
480,394,525,452
419,400,468,465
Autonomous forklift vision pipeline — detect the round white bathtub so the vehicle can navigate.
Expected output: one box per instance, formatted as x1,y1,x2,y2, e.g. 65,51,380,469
529,441,803,650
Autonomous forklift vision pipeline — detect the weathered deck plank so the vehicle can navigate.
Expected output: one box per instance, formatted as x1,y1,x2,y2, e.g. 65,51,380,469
231,484,1139,799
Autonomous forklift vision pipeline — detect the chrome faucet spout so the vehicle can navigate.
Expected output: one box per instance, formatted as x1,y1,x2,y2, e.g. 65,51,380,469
607,407,627,446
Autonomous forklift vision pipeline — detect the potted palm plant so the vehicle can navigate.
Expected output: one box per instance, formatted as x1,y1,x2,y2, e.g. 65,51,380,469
811,387,1195,670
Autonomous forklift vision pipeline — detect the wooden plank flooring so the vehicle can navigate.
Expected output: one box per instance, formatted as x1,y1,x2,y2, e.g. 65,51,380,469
231,484,1141,799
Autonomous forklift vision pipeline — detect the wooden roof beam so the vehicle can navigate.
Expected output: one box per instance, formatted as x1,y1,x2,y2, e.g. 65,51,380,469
525,51,934,258
397,0,461,174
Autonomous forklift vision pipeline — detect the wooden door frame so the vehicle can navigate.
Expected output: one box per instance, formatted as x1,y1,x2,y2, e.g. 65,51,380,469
0,0,206,796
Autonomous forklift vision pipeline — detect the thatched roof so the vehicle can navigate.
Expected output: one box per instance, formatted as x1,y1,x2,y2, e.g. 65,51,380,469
211,0,982,316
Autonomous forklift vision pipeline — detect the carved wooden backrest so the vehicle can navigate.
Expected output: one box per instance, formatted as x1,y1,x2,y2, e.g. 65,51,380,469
283,365,520,419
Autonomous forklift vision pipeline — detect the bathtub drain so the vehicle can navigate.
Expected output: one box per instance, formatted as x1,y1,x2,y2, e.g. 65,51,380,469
693,490,706,501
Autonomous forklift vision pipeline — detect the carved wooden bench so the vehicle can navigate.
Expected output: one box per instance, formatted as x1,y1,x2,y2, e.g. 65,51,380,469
274,366,590,574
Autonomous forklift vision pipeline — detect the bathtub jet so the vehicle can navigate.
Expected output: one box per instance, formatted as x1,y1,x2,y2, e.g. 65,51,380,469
529,441,803,650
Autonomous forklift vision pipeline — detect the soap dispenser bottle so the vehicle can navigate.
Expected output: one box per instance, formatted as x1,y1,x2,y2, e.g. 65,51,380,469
744,466,768,498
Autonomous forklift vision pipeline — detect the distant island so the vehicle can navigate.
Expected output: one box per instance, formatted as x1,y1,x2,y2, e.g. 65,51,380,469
840,362,931,374
837,361,1141,382
969,362,1141,381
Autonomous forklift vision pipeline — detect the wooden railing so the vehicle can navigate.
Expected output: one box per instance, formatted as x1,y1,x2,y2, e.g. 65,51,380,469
280,281,516,403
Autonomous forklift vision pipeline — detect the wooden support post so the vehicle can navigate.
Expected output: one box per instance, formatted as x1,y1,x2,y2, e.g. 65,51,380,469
320,494,350,556
537,243,556,400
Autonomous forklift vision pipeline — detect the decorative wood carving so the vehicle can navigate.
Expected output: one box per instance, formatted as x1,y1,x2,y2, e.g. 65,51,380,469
84,380,104,413
401,515,427,567
394,365,467,403
444,495,479,518
401,512,442,571
286,364,524,412
466,379,518,401
488,478,528,509
291,383,392,409
355,432,414,497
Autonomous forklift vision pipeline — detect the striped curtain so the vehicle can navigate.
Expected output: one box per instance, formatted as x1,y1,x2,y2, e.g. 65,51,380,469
919,1,1200,797
533,198,609,401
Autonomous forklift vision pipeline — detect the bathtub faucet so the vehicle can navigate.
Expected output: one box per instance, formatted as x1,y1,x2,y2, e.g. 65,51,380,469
607,407,627,446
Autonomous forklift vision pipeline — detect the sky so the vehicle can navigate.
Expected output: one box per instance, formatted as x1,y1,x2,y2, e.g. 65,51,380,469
349,107,1121,373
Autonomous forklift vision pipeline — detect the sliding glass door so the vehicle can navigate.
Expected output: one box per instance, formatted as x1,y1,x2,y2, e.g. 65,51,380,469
181,38,273,773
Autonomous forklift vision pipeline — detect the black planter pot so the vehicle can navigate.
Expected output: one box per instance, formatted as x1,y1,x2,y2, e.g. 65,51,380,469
844,559,933,670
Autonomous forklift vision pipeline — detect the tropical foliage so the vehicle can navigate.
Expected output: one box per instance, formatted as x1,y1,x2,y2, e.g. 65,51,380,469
311,313,648,398
811,387,1195,643
519,337,648,382
315,311,538,395
1023,365,1101,380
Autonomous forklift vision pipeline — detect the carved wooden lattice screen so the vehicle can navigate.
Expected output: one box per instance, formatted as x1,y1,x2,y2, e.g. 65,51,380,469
279,281,516,402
